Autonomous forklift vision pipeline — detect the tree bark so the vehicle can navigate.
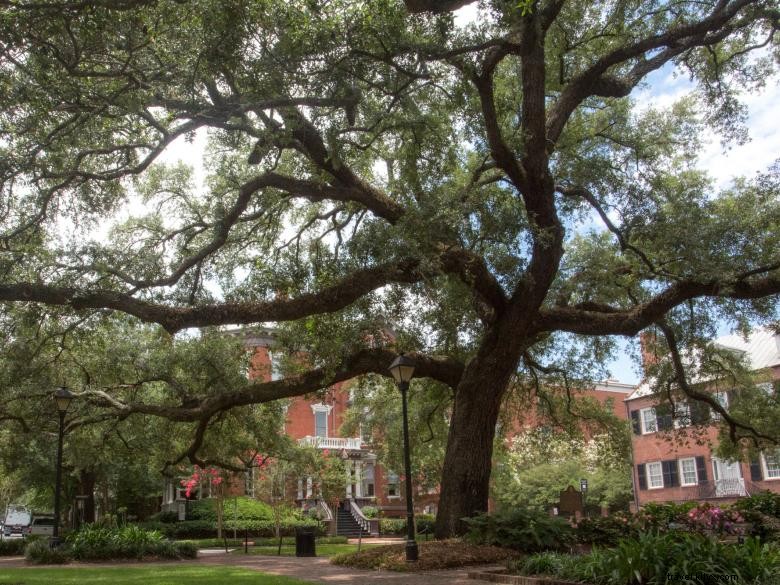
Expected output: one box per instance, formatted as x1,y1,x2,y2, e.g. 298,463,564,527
434,323,526,538
77,469,97,525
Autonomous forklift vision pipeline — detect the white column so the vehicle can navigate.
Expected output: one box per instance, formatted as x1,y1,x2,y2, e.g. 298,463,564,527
355,462,363,498
345,461,352,498
297,479,303,500
306,476,313,498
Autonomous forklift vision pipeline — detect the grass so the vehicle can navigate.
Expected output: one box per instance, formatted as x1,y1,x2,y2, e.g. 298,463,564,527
331,539,517,572
0,566,314,585
232,543,380,557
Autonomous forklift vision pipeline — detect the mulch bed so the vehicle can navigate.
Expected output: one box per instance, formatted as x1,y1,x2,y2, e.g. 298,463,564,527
330,539,517,572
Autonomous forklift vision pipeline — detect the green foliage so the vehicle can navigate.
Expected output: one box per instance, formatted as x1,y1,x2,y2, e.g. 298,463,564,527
24,539,72,564
463,510,574,553
65,524,196,560
493,428,633,513
360,505,378,519
575,514,636,547
0,537,26,555
518,534,780,584
138,518,323,539
379,518,406,536
735,491,780,519
189,496,279,522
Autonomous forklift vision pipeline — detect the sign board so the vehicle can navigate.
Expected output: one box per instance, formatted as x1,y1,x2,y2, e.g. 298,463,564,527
558,485,583,515
580,478,588,492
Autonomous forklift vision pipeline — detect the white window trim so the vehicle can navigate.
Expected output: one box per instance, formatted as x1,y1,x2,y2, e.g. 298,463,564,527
678,457,698,486
311,403,334,438
646,461,664,489
761,451,780,480
640,408,657,434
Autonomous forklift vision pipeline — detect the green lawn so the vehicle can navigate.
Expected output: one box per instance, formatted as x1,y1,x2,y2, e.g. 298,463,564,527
0,566,313,585
233,543,380,557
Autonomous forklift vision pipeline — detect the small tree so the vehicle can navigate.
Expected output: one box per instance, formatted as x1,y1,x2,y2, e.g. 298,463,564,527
181,466,225,538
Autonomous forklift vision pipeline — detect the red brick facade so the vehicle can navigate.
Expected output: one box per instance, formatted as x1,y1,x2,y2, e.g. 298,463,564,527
627,329,780,510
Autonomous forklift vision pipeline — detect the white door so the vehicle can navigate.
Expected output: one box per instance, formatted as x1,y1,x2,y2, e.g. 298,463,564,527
712,458,746,496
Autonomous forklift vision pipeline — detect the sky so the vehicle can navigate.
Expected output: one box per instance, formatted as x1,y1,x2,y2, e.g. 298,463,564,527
156,5,779,387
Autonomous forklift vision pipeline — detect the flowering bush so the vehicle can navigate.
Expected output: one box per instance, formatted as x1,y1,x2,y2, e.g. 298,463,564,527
683,503,745,535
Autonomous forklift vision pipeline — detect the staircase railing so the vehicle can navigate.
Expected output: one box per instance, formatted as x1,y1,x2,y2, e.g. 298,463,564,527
317,499,333,522
348,499,379,536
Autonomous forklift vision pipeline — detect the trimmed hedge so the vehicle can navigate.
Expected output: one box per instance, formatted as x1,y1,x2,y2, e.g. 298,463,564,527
138,518,324,539
379,514,436,536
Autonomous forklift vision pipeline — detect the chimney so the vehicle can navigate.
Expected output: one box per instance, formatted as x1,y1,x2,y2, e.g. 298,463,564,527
639,329,660,374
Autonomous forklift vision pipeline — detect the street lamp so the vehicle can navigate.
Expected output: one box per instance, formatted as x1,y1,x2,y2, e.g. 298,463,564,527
388,354,418,562
53,386,73,546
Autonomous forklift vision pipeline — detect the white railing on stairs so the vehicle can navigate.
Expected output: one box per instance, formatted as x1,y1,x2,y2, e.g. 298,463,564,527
348,500,378,536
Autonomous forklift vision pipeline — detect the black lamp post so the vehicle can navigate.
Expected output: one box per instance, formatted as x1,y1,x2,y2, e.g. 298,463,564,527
53,386,73,546
388,354,418,562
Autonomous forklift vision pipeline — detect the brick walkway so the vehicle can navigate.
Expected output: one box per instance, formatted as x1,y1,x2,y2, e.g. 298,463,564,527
1,551,502,584
200,552,501,584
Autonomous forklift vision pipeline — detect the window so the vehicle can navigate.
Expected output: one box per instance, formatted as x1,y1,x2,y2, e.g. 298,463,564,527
315,410,327,438
679,458,698,486
674,403,691,428
711,391,729,420
640,408,657,434
268,351,283,381
387,472,400,497
646,461,664,489
362,464,375,497
762,451,780,479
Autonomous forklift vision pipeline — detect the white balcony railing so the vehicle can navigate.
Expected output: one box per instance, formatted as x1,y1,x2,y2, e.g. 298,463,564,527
298,436,362,450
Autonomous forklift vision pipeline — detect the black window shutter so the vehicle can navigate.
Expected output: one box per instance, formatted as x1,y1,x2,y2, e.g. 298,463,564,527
691,402,711,425
637,464,647,490
657,413,673,431
750,458,763,481
662,460,678,488
630,410,641,435
655,403,673,431
695,456,707,483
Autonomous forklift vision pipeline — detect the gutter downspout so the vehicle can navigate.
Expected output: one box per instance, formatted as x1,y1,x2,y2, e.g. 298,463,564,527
625,398,641,512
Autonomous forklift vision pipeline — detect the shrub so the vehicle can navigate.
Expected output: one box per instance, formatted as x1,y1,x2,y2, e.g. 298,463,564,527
360,506,378,519
576,514,635,546
682,502,746,535
734,491,780,518
24,539,72,564
0,538,26,556
379,518,406,535
65,524,197,560
463,509,574,553
189,497,302,523
416,514,436,535
633,501,697,532
515,533,780,585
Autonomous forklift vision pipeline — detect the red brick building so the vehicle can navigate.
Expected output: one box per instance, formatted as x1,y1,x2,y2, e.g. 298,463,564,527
626,327,780,510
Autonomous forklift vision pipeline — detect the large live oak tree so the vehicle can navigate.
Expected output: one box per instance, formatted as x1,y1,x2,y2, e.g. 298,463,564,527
1,0,779,537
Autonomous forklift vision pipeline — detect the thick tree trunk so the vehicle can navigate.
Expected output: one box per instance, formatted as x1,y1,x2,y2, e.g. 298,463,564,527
77,470,97,525
434,324,526,538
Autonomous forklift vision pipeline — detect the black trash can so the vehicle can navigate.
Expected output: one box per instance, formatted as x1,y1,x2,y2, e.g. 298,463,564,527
295,527,316,557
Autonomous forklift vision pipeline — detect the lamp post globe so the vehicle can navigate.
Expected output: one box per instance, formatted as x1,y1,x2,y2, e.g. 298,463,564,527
52,386,74,546
388,354,418,562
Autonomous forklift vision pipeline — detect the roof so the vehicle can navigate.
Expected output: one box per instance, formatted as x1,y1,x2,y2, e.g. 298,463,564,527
626,326,780,401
